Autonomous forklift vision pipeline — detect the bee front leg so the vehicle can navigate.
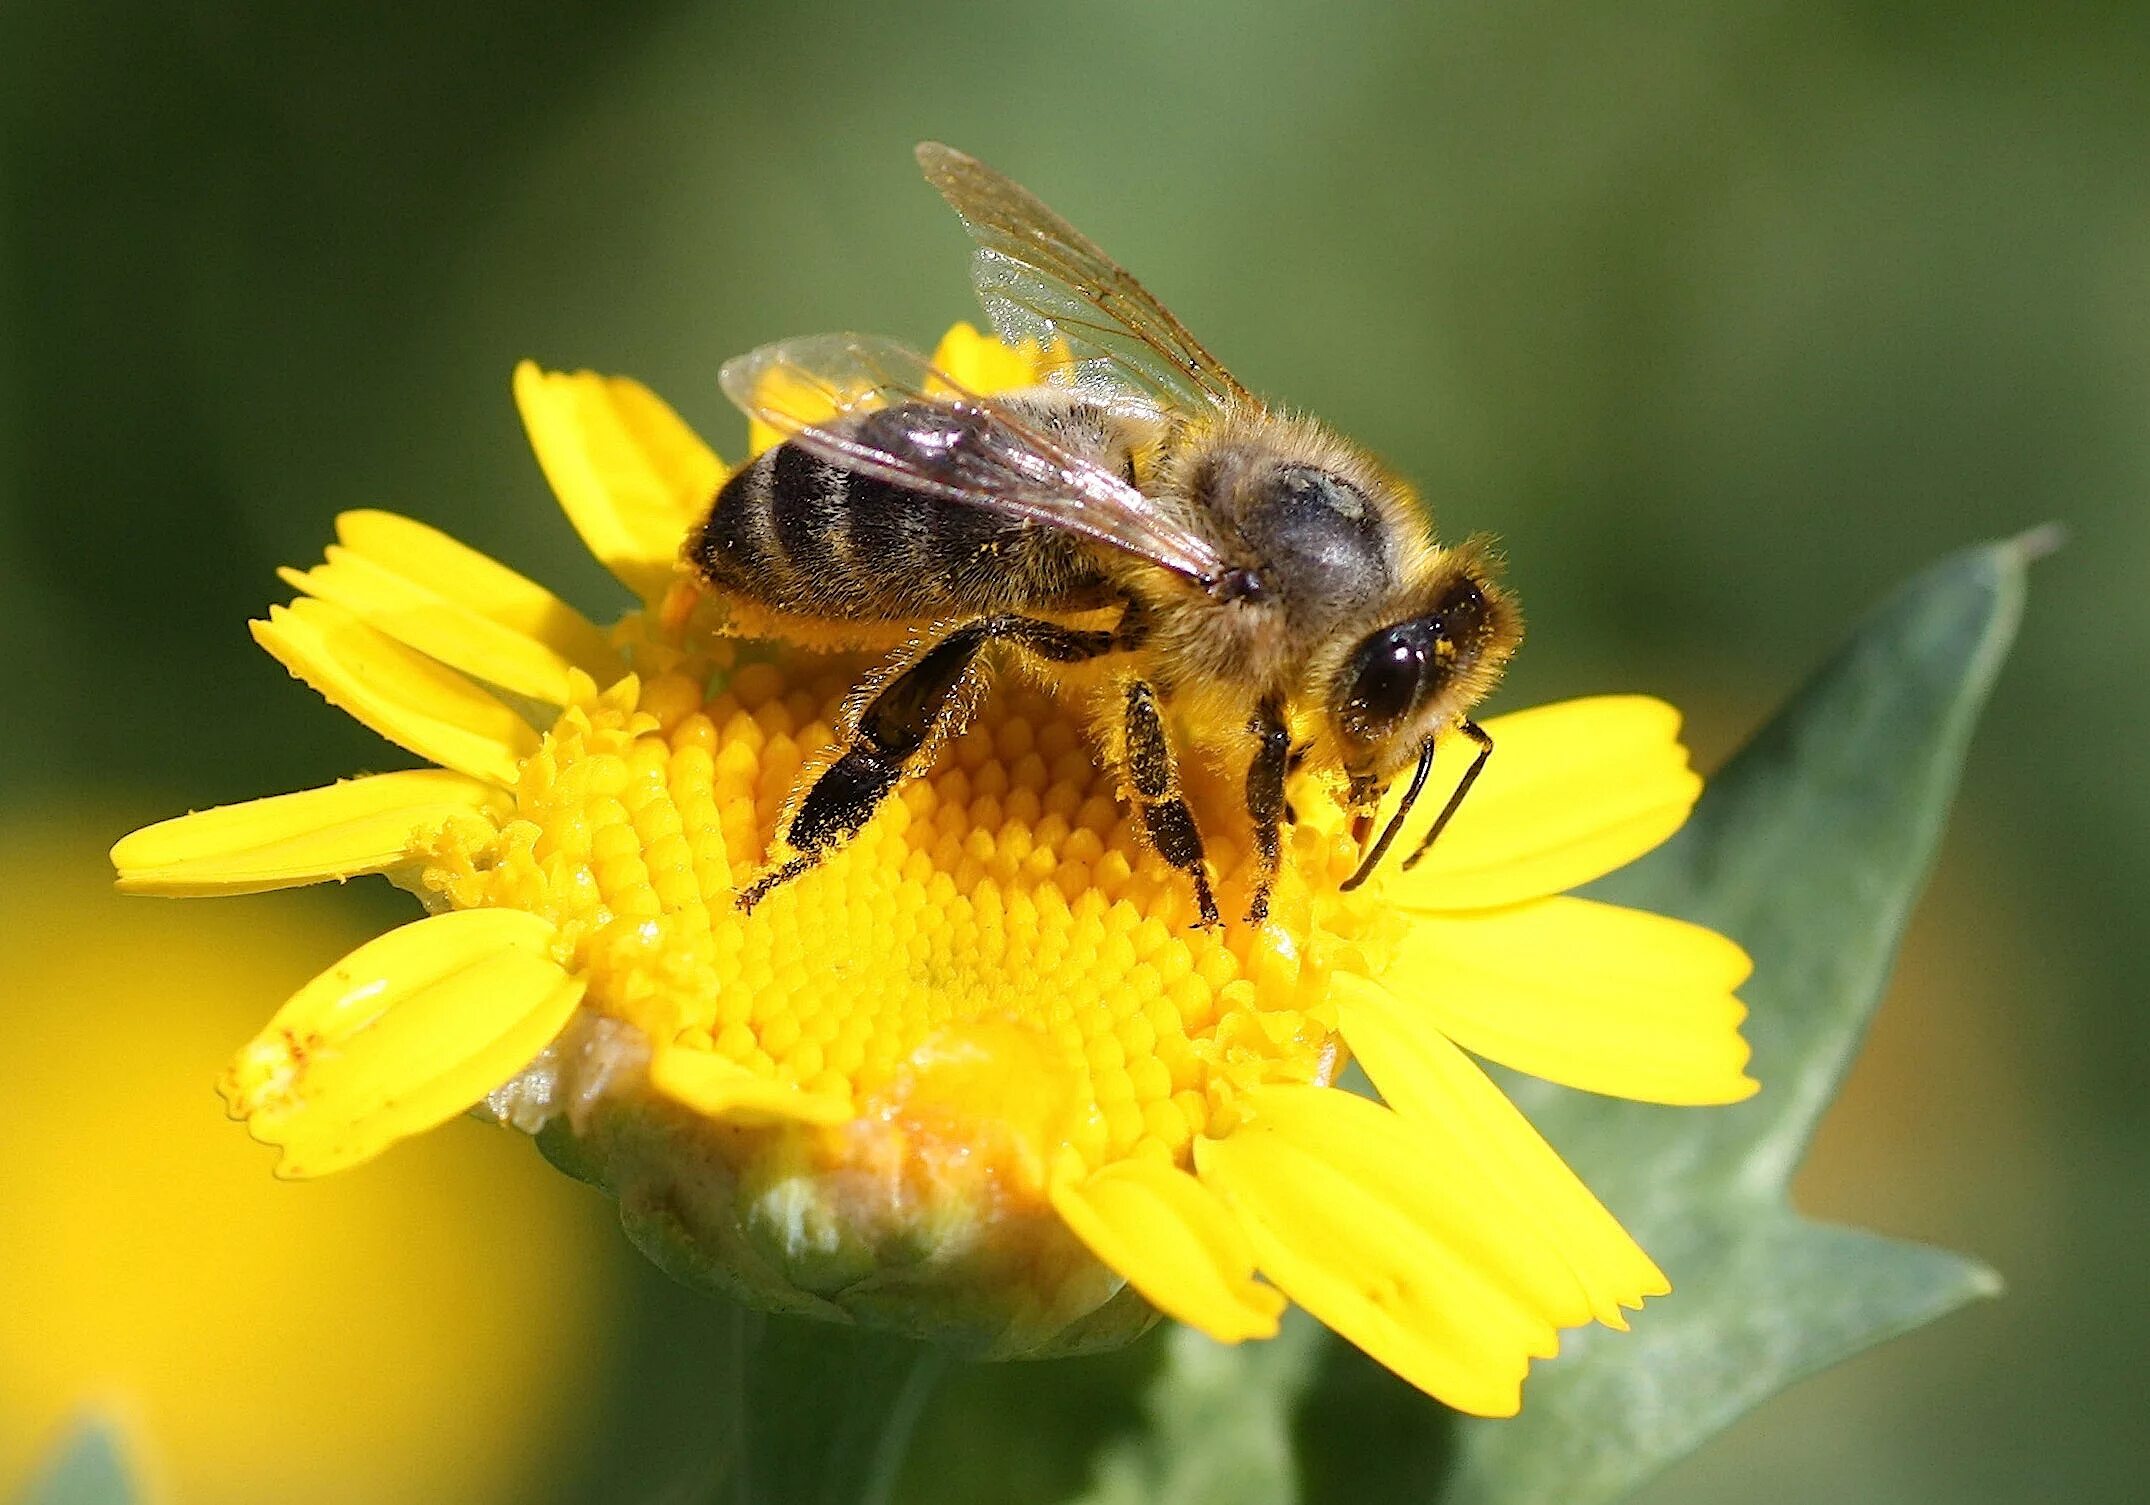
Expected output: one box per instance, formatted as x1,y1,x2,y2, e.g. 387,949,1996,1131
738,615,1117,912
1121,679,1221,930
1243,695,1290,926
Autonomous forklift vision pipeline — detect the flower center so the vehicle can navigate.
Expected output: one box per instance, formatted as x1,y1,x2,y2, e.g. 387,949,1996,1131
420,643,1405,1193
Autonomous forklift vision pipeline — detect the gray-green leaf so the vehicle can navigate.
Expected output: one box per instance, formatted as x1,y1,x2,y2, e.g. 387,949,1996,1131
1056,532,2035,1505
11,1418,140,1505
1065,1312,1323,1505
1444,531,2035,1503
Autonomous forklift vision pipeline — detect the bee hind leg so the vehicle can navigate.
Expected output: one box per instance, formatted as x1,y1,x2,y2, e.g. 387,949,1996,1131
737,614,1118,912
1122,679,1222,930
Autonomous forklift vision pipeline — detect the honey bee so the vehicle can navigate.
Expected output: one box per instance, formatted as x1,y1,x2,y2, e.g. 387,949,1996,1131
690,143,1521,927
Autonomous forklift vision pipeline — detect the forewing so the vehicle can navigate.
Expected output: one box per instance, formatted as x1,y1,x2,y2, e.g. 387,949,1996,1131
719,333,1232,588
916,142,1256,415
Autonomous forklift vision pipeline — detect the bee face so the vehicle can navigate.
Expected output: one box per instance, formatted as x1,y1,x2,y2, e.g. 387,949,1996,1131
1333,560,1520,797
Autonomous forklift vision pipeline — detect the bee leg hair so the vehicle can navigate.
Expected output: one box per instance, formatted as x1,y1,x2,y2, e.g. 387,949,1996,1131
1122,679,1222,929
737,614,1117,911
1243,694,1290,925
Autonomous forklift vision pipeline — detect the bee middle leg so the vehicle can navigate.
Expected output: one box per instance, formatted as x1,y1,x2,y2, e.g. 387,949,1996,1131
1121,679,1222,930
738,614,1118,912
1242,695,1290,926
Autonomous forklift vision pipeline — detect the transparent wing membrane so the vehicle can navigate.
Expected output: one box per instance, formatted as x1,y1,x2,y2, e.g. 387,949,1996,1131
916,142,1256,415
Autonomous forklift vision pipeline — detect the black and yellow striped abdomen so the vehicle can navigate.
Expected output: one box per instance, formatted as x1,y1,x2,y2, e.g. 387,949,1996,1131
689,403,1116,625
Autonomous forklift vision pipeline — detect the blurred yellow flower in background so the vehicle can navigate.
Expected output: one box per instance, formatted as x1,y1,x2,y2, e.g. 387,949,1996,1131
111,324,1757,1419
3,820,616,1505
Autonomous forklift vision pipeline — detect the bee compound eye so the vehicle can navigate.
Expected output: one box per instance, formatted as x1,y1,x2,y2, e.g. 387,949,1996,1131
1345,625,1428,735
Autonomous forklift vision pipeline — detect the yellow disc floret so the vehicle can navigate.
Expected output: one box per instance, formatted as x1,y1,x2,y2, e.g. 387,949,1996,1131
412,642,1390,1354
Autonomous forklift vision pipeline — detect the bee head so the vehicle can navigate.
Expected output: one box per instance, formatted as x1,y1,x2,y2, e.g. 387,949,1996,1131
1330,541,1520,804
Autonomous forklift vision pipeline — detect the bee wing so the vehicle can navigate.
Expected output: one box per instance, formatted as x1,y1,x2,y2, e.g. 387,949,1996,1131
916,142,1257,416
719,332,1235,590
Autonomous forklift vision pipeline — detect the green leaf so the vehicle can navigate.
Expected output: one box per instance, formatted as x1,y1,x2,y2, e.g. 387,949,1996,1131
11,1417,141,1505
1046,533,2034,1505
1065,1311,1324,1505
1442,531,2038,1504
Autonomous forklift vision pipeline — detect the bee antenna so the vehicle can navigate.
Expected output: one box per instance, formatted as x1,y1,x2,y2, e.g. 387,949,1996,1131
1399,720,1494,873
1338,719,1497,892
1339,737,1436,892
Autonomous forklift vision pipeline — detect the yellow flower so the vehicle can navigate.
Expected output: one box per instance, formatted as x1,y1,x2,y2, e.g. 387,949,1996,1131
113,322,1756,1418
10,818,613,1505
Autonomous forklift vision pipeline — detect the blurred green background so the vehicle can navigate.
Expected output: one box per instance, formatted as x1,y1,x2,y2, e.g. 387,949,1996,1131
2,3,2141,1502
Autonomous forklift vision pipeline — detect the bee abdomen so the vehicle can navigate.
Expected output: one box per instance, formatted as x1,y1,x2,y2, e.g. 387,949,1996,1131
689,437,1107,621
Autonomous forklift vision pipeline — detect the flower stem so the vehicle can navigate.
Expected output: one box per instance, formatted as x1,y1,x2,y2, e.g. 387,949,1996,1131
710,1308,951,1505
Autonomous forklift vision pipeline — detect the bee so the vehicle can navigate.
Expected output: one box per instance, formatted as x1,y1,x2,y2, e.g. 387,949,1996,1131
689,143,1521,927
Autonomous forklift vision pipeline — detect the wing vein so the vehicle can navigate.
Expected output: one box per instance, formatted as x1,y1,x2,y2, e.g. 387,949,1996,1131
919,142,1257,414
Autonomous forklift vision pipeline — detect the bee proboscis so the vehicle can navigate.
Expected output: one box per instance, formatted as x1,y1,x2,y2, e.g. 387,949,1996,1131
687,143,1522,927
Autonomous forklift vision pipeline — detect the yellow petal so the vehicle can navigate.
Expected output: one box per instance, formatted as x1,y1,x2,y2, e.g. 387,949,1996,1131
333,510,625,682
111,770,506,896
928,321,1064,395
1196,1086,1571,1417
281,551,597,705
648,1047,854,1127
252,598,539,787
742,325,1061,459
1334,973,1669,1326
513,362,723,603
222,909,582,1177
1237,1084,1591,1327
1051,1156,1285,1343
744,360,844,461
1386,897,1759,1105
1382,696,1701,910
